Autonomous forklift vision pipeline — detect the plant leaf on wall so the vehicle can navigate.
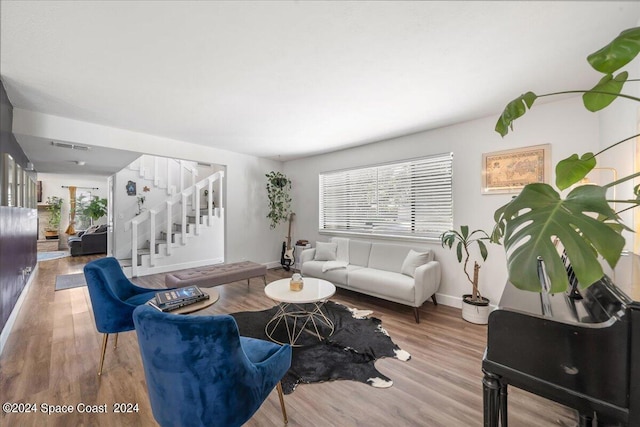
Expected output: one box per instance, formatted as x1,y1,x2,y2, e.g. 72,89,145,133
586,27,640,74
555,153,596,190
494,91,538,137
582,72,628,112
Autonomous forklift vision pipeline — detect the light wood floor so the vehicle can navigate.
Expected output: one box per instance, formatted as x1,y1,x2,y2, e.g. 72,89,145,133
0,255,577,426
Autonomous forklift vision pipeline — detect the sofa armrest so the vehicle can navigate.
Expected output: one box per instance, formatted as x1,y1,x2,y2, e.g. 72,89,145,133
301,248,316,264
413,261,441,305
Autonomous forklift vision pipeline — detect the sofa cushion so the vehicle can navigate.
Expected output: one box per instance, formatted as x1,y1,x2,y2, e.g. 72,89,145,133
84,224,101,234
401,249,434,278
348,240,372,267
314,242,337,261
348,268,415,302
302,261,362,286
367,243,413,273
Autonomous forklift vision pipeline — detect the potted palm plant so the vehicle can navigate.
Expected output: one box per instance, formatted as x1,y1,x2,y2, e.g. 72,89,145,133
44,196,63,239
441,226,492,324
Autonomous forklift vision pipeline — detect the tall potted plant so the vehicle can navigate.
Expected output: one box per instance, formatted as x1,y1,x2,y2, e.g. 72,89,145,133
82,196,107,225
492,26,640,293
45,196,63,239
266,171,292,229
441,226,493,324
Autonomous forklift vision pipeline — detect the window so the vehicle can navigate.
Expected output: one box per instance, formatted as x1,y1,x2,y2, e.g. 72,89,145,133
319,153,453,240
75,190,95,230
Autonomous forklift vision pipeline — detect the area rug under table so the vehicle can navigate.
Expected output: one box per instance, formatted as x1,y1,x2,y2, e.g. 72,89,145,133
38,251,69,262
55,273,87,291
231,301,411,394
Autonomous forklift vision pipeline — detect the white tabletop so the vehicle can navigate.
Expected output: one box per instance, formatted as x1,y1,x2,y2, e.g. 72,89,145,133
265,277,336,304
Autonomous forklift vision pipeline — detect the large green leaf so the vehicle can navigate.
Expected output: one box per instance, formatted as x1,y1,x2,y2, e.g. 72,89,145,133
496,183,625,292
587,27,640,74
555,153,596,190
582,72,628,112
495,92,538,137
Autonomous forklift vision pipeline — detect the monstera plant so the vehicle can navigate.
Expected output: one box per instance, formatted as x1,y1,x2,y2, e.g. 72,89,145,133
492,27,640,293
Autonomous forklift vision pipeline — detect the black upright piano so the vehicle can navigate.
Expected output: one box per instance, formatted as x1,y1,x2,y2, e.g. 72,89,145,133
483,268,640,426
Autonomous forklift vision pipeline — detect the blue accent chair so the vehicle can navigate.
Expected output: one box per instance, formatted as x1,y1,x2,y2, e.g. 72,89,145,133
133,305,292,427
84,257,160,375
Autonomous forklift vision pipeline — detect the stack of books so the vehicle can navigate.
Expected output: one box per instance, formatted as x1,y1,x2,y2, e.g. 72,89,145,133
149,286,210,312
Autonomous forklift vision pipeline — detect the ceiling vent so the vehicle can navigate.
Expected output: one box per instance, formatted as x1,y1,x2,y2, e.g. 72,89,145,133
50,141,91,151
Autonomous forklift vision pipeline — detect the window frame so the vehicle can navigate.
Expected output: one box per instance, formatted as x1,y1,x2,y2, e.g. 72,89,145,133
318,153,454,242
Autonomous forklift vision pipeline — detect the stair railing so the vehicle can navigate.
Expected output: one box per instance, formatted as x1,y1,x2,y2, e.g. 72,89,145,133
124,170,224,276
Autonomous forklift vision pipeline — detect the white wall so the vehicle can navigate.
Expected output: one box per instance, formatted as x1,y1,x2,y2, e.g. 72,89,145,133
38,173,109,244
284,96,601,307
14,110,286,265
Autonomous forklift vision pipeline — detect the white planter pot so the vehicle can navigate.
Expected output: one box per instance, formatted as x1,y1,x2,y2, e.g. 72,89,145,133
461,295,490,325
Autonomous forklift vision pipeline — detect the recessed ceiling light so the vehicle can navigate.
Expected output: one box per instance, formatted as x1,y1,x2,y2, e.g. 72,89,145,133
75,161,86,166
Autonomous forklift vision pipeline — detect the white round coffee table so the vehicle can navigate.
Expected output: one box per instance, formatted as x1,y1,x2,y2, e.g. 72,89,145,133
264,277,336,346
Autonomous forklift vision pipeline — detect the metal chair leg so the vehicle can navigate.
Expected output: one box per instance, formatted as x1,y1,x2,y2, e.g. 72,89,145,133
113,333,118,349
276,381,288,425
98,333,109,376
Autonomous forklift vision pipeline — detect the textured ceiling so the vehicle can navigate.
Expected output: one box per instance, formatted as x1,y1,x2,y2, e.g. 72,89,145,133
2,1,640,169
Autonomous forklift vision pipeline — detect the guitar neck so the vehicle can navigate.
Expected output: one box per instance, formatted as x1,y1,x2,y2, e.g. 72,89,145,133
286,213,294,248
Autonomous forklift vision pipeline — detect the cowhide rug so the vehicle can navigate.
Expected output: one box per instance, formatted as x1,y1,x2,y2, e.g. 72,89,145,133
231,301,411,394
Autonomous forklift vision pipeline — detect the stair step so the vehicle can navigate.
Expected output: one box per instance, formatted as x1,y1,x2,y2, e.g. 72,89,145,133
138,248,151,255
118,258,133,267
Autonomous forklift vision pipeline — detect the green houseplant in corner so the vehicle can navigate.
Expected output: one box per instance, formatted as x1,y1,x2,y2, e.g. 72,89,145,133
266,171,292,229
492,26,640,293
441,226,493,324
45,196,63,239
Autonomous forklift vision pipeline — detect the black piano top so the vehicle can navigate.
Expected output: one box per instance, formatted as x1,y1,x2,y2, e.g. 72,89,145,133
498,274,633,325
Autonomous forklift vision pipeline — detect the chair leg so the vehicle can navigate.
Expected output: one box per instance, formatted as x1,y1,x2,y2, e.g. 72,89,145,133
413,307,420,323
98,333,109,376
431,294,438,306
247,278,250,288
113,333,119,349
263,276,267,286
276,381,288,425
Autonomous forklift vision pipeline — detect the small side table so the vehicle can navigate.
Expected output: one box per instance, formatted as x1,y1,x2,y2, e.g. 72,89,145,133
264,277,336,346
148,288,220,314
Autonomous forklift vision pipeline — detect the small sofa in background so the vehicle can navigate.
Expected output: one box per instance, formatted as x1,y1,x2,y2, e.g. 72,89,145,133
300,237,441,323
69,224,108,257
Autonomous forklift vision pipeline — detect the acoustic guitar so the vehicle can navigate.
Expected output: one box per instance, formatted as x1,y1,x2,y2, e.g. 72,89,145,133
281,213,295,271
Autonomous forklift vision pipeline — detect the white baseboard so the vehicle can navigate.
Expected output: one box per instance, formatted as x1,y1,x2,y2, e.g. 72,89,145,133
265,261,286,270
434,293,498,311
433,293,462,309
0,264,39,357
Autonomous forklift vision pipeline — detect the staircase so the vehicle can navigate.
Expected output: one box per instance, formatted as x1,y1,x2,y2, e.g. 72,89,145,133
119,155,225,277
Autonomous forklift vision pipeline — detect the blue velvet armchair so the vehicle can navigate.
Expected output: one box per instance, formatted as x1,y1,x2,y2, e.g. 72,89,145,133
133,305,292,427
84,257,160,375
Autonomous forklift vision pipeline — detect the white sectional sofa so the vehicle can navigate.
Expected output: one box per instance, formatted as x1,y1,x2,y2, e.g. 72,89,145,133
300,237,441,322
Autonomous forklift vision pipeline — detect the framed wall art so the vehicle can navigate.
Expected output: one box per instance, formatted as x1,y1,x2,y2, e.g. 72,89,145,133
482,144,551,194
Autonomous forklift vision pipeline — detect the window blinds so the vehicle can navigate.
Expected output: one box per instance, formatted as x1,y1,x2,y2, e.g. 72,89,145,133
319,153,453,239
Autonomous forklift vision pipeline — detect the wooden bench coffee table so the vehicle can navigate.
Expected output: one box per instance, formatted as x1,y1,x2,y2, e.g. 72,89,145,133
264,277,336,346
165,261,267,289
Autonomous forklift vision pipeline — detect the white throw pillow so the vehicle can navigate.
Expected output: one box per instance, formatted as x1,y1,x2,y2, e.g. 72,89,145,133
401,249,433,277
314,242,338,261
84,225,100,235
